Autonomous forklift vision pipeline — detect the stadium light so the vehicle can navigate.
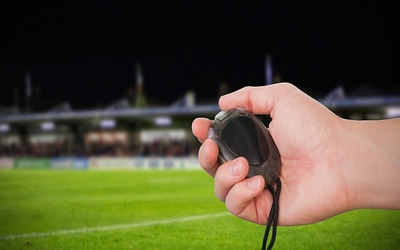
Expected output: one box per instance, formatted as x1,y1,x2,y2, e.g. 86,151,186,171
100,119,116,129
0,123,10,133
41,122,55,131
386,107,400,118
155,116,171,126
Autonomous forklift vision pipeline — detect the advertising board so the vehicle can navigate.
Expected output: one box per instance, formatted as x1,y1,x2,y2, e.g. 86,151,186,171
0,157,14,169
14,158,50,169
50,158,88,170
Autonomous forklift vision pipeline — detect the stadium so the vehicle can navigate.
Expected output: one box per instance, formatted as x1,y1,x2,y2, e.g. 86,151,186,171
1,67,400,249
2,2,400,250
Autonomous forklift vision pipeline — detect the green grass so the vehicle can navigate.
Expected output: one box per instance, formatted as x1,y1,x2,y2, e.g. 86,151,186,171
0,169,399,250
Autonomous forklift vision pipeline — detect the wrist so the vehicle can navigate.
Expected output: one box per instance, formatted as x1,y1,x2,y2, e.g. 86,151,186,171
340,118,400,210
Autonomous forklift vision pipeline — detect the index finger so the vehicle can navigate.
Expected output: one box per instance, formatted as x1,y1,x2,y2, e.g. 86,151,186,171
191,117,213,143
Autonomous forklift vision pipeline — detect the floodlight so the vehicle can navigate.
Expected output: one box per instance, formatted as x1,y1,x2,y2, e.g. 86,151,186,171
155,117,171,126
387,107,400,118
100,119,116,129
0,123,10,132
41,122,55,131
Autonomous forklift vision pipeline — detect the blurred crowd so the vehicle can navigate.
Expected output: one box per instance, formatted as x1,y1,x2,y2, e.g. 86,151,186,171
0,139,199,158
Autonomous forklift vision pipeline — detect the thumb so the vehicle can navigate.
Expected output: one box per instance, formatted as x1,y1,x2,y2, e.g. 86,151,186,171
218,83,297,118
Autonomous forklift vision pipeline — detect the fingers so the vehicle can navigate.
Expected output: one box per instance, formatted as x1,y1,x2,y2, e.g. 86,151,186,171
218,83,297,117
214,157,265,200
214,157,249,201
192,118,220,177
225,176,267,221
214,157,266,221
191,118,212,143
198,139,220,177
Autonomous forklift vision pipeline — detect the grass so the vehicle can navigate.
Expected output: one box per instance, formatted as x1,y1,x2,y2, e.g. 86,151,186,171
0,169,399,249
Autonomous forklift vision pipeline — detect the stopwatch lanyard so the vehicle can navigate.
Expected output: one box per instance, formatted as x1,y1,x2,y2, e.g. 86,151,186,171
261,177,281,250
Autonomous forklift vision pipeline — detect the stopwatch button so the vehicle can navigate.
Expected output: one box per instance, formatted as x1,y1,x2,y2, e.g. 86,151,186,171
207,127,214,139
215,111,228,121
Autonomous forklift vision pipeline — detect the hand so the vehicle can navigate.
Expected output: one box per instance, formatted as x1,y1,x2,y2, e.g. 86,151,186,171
192,83,352,226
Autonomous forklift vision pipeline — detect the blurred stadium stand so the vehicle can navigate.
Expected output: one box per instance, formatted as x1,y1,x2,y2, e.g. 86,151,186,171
1,84,400,159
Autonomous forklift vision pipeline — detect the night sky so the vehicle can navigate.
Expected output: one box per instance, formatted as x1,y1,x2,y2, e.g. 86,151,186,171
1,1,399,110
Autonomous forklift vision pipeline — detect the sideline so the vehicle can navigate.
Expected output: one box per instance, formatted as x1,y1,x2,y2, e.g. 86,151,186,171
1,212,230,240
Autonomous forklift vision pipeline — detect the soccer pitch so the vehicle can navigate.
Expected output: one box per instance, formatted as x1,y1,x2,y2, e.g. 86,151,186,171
0,169,399,250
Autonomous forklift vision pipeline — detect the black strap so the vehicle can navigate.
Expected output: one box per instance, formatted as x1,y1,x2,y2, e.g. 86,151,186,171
261,177,281,250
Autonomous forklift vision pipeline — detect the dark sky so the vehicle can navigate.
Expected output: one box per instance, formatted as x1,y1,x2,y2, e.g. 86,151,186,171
1,1,399,110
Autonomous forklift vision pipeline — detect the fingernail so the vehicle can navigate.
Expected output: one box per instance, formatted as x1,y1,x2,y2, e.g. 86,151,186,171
229,159,242,176
248,177,260,190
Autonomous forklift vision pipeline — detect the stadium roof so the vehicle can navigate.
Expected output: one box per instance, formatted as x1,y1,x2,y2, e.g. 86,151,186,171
1,95,400,124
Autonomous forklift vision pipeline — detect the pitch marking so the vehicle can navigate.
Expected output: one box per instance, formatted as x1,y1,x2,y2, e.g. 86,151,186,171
1,212,231,240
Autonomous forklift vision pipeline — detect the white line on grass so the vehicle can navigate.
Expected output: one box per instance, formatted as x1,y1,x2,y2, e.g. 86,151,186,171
1,212,231,241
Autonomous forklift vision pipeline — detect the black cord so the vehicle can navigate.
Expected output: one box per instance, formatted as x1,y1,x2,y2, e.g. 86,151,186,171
261,177,281,250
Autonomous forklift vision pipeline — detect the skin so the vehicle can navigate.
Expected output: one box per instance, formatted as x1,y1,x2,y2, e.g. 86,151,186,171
192,83,400,226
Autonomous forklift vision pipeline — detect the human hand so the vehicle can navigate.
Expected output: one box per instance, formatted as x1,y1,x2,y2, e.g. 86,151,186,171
192,83,352,226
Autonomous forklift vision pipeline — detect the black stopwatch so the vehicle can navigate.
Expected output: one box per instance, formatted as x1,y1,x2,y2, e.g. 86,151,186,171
207,108,281,186
207,108,282,249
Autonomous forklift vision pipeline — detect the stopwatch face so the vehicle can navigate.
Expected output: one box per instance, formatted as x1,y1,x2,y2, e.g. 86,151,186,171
221,116,269,165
